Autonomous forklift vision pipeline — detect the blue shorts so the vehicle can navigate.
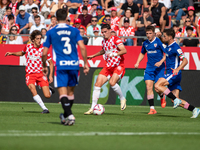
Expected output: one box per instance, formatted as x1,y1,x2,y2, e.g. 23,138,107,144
164,71,182,91
54,70,79,88
144,67,165,83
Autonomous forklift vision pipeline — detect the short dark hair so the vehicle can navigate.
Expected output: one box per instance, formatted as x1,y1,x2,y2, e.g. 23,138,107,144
30,30,42,41
145,25,155,32
186,26,193,31
56,9,68,21
163,28,175,39
34,15,40,20
101,24,111,30
82,6,88,11
32,7,38,11
41,28,47,32
105,15,111,18
6,6,12,11
92,16,97,20
51,15,56,19
8,15,14,20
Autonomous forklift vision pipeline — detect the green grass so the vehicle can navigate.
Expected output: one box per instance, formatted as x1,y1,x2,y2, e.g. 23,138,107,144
0,102,200,150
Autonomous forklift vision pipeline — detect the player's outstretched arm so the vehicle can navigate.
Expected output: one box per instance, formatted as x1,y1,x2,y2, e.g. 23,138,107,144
77,40,90,75
134,53,145,68
5,51,25,57
87,49,105,59
48,59,54,83
42,47,49,76
155,54,166,67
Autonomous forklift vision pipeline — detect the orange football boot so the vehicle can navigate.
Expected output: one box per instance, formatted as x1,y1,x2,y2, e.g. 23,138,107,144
148,109,157,115
160,94,166,108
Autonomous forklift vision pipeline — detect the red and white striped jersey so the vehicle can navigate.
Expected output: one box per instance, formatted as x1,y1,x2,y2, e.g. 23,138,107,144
118,26,135,42
77,4,92,14
102,36,124,68
181,25,197,37
175,31,181,43
22,44,51,74
2,23,19,33
2,15,16,25
8,2,18,15
111,16,120,32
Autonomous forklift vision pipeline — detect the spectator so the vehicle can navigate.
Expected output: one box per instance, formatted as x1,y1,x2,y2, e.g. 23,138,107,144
0,0,10,21
29,15,46,34
8,0,20,16
135,7,154,46
183,26,199,47
187,6,197,28
103,14,111,25
98,0,106,8
66,17,71,25
2,7,15,26
87,16,101,36
47,15,57,30
50,0,68,9
173,23,181,43
96,6,105,26
88,27,103,45
25,0,39,15
110,7,120,32
119,9,136,28
158,0,171,10
168,0,189,25
78,6,92,27
111,30,117,36
41,28,47,44
40,0,51,19
118,17,135,46
181,17,197,37
105,0,124,14
74,18,87,31
149,0,169,32
50,0,65,16
29,7,45,28
118,0,139,20
77,0,92,15
90,1,98,16
16,5,30,34
79,27,88,45
6,26,23,44
1,15,19,34
195,15,200,38
66,0,82,14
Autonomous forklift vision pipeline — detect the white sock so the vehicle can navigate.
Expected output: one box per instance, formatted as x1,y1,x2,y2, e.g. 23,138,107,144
33,94,48,110
111,84,125,101
150,106,155,110
91,86,101,109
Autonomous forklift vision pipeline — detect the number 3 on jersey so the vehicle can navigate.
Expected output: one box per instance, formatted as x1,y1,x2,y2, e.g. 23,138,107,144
61,37,72,54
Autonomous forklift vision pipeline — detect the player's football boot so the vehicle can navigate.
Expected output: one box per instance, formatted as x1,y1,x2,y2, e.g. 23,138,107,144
41,109,49,114
148,109,157,115
173,98,182,109
191,108,200,118
160,94,166,108
49,85,55,94
59,113,66,124
84,108,93,115
121,99,126,111
64,115,75,126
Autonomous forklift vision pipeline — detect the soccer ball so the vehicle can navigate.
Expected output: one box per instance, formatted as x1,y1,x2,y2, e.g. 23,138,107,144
93,104,105,115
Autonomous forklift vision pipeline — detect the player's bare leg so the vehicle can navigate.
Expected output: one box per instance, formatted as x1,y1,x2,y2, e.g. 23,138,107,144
41,86,51,98
109,73,126,111
58,86,75,125
145,80,157,114
67,86,76,108
28,84,49,113
155,84,167,108
84,74,108,115
155,78,200,118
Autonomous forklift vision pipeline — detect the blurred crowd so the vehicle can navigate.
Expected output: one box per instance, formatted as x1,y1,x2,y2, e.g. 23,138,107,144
0,0,200,47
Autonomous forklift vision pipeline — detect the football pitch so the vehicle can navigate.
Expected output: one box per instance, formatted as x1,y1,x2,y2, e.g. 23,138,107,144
0,102,199,150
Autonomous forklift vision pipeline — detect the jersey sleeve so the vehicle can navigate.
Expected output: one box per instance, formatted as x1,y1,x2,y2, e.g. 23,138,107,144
114,36,123,47
76,29,83,43
22,45,27,53
47,51,52,61
141,43,146,54
158,38,166,53
43,30,51,48
175,46,185,61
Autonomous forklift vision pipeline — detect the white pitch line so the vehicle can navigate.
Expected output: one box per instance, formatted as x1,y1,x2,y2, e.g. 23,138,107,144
0,131,200,137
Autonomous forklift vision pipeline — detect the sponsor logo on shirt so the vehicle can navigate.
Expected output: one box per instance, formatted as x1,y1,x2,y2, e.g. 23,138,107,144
147,50,157,54
60,60,79,66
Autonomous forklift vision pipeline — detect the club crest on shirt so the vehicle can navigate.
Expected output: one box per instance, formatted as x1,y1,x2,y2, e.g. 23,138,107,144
154,43,157,47
168,48,171,52
146,45,148,47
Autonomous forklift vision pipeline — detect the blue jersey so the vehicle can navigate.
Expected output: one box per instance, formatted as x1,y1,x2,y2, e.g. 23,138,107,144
43,23,83,70
141,37,165,71
164,41,184,74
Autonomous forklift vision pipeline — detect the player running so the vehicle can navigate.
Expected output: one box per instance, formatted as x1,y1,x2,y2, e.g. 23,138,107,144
155,28,200,118
84,24,127,115
5,30,54,114
134,26,166,115
42,9,89,126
